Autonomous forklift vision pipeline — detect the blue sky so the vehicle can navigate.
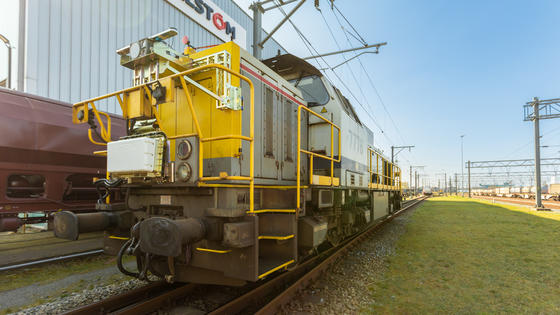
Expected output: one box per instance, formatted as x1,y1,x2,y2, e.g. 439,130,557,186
1,0,558,187
236,0,560,186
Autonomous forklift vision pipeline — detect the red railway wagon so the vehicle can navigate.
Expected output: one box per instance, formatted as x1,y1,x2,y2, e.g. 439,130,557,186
0,88,125,231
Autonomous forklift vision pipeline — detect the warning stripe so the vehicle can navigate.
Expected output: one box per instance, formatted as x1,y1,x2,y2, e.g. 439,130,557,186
240,63,304,106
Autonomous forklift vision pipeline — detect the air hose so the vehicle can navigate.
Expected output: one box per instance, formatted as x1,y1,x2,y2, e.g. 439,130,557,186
117,238,140,278
94,178,124,204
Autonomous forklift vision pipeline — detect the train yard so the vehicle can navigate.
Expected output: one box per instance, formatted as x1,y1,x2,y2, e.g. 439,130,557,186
472,195,560,211
4,198,424,314
1,0,559,314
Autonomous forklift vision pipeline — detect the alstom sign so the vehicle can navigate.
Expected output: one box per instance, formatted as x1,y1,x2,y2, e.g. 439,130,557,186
166,0,247,49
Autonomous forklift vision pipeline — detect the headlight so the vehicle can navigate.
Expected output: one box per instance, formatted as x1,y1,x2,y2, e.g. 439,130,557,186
176,162,192,182
177,140,192,160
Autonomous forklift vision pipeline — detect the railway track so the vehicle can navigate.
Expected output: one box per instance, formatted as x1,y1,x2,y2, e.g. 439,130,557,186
0,231,104,270
63,197,425,315
212,197,426,314
0,249,104,272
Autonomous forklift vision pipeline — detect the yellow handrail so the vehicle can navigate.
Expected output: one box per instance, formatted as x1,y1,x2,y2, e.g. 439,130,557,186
368,147,401,192
73,63,256,213
297,105,341,208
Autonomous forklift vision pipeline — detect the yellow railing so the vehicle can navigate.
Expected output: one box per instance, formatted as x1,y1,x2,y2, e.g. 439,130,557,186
73,64,256,213
368,148,401,192
297,105,341,208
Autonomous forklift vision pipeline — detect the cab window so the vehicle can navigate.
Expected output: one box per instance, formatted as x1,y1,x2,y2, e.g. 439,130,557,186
289,75,329,106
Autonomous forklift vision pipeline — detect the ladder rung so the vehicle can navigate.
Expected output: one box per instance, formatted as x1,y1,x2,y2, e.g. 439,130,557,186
258,260,295,279
249,209,297,214
258,234,294,240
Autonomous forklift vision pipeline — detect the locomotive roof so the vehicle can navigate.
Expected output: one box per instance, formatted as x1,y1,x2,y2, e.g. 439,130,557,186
264,54,364,126
262,54,322,80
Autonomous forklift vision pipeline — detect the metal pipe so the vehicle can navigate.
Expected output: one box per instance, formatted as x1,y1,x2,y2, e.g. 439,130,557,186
331,51,378,70
297,105,302,208
261,0,298,11
303,42,387,60
259,0,306,48
53,211,119,240
0,33,12,89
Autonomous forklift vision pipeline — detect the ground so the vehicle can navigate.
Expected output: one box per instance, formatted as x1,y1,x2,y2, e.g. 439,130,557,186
369,197,560,314
0,255,138,314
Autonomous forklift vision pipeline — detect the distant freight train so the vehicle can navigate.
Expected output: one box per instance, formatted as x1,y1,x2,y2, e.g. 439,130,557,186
0,88,125,231
472,184,560,201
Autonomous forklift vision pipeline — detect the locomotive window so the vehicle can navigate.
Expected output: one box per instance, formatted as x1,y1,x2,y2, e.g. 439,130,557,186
289,75,329,106
7,174,46,198
264,87,274,157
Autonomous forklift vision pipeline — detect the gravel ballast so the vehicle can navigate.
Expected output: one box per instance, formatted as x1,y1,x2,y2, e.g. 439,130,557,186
3,261,143,315
10,279,146,315
286,206,418,314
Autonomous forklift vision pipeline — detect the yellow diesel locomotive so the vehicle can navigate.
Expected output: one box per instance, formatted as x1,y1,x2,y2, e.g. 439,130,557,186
54,29,402,286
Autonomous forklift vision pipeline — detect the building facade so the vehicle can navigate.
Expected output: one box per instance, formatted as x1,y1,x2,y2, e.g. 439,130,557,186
4,0,286,114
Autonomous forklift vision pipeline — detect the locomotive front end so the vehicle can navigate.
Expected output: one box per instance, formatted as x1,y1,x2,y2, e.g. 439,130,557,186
54,29,268,286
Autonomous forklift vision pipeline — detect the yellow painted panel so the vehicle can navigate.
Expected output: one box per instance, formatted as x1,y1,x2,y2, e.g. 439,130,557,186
174,42,243,159
312,175,340,186
126,89,152,118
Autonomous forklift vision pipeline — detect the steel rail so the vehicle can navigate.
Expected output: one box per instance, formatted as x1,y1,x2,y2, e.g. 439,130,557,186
255,197,425,314
62,198,424,315
62,281,174,315
210,197,426,315
0,249,104,272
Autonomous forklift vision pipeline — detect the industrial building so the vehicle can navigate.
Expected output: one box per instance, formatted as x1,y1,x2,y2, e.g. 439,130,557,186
0,0,286,114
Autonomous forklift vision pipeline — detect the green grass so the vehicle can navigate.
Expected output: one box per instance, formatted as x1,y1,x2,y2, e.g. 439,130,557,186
367,196,560,314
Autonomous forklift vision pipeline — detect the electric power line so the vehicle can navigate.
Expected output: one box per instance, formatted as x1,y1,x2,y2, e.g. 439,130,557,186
272,0,388,137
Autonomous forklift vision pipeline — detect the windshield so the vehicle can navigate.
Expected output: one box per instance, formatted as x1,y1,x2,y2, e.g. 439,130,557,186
289,75,329,106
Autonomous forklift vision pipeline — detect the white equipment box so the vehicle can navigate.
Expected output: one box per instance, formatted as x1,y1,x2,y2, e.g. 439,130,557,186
107,137,160,174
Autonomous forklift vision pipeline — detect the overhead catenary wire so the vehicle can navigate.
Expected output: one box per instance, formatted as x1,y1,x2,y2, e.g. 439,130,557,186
328,3,416,168
271,0,420,177
330,2,417,169
332,4,368,46
318,9,381,129
272,0,389,139
331,3,408,148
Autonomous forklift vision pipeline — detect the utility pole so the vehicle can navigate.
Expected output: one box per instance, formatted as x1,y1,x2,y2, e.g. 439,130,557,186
415,171,418,195
460,135,465,196
409,165,412,196
250,0,307,60
410,165,424,196
251,3,263,59
391,145,414,163
533,97,544,209
445,173,447,195
468,160,471,198
455,173,458,196
523,97,560,210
